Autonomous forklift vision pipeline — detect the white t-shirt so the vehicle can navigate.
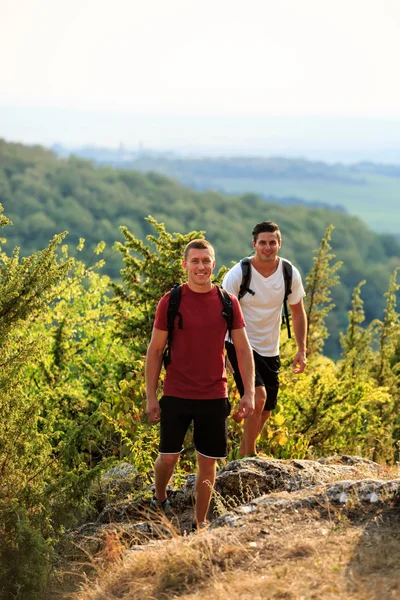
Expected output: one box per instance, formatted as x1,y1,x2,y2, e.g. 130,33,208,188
222,257,305,357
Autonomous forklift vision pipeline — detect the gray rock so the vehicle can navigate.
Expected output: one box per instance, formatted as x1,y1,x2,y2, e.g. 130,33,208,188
325,479,400,504
210,477,400,529
65,455,396,549
100,462,148,500
213,456,381,503
318,455,383,469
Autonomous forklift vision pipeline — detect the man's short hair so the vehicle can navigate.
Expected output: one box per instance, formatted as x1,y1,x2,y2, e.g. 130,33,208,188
252,221,281,243
184,239,215,261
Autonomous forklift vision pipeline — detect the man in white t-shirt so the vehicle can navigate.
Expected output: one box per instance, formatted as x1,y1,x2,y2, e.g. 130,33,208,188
222,221,307,456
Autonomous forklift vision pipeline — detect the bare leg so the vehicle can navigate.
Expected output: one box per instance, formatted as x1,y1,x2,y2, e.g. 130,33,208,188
258,409,271,437
240,386,266,456
154,453,180,501
195,452,217,524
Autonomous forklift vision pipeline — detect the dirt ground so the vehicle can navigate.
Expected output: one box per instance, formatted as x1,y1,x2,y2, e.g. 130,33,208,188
54,489,400,600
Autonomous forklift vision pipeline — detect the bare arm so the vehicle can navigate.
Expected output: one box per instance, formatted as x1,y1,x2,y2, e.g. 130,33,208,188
145,328,168,422
230,328,255,419
290,299,307,374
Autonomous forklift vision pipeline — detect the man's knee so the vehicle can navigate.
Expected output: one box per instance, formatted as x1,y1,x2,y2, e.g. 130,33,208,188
157,453,180,468
197,453,217,475
255,387,266,412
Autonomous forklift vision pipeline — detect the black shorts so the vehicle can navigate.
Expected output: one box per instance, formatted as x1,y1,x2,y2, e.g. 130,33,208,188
159,396,231,459
225,341,280,411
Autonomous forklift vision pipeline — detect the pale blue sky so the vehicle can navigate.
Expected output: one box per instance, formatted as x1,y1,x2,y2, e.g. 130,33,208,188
1,0,400,153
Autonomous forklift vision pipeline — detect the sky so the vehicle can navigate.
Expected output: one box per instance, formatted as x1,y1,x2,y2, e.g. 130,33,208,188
1,0,400,155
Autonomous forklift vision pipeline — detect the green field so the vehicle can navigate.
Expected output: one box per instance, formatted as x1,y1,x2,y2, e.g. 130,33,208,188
210,174,400,233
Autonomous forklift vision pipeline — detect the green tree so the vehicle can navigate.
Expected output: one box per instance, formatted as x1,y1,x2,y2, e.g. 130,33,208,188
0,204,72,599
304,225,342,356
339,281,373,379
112,216,206,353
372,268,400,388
369,269,400,459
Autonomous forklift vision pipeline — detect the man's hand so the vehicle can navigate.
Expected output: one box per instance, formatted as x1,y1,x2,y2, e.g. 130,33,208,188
234,392,255,422
292,351,306,374
290,301,307,374
146,397,161,423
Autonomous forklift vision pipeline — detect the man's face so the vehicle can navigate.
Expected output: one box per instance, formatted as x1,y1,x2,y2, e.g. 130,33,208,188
253,231,281,263
182,248,216,286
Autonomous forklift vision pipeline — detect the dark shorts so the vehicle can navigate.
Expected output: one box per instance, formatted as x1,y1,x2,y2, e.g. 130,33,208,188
159,396,231,459
225,341,281,411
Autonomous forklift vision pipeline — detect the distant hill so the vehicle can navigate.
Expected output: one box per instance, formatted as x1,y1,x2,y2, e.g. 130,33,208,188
53,145,400,235
1,138,400,358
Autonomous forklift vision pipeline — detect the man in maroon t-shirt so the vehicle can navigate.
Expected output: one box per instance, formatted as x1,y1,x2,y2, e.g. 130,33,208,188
146,239,255,529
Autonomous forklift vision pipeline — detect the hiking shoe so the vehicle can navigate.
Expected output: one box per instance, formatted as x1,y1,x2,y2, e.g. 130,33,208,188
191,521,209,532
148,496,172,517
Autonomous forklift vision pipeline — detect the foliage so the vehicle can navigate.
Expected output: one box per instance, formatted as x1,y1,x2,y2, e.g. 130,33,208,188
369,269,400,457
0,503,51,600
2,139,400,358
339,281,374,380
275,358,394,461
0,204,72,598
372,269,400,388
112,216,206,351
0,195,400,596
304,225,342,356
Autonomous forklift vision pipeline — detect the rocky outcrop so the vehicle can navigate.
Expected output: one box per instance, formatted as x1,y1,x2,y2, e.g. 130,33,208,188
212,456,383,499
67,456,398,550
91,455,383,524
212,477,400,529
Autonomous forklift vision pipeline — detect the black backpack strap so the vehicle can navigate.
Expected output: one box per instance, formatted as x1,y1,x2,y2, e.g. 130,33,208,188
238,257,255,300
217,286,234,342
163,284,182,368
281,259,293,339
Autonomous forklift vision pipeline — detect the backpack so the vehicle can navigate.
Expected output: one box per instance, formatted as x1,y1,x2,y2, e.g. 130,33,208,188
162,284,234,368
238,257,293,338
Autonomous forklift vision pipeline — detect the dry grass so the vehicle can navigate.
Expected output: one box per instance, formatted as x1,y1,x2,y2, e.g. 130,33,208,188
66,493,400,600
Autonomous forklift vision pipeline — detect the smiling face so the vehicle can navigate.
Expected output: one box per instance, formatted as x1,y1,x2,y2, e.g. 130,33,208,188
252,231,281,264
182,247,216,291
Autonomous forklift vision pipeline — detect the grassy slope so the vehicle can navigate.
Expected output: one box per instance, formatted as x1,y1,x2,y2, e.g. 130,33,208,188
68,485,400,600
193,174,400,233
127,154,400,234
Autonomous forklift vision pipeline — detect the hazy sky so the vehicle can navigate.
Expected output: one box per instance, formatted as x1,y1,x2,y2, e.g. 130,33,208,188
2,0,400,117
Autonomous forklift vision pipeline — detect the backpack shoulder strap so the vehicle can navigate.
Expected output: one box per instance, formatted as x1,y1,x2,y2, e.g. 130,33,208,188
281,259,293,339
217,286,234,341
163,284,182,368
167,284,182,329
238,257,255,300
281,259,293,300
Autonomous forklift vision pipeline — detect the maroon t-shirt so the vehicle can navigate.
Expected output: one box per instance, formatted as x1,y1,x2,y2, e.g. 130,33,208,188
154,284,245,399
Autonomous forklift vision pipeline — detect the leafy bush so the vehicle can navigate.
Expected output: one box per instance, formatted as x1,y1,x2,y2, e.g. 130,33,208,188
0,205,399,596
